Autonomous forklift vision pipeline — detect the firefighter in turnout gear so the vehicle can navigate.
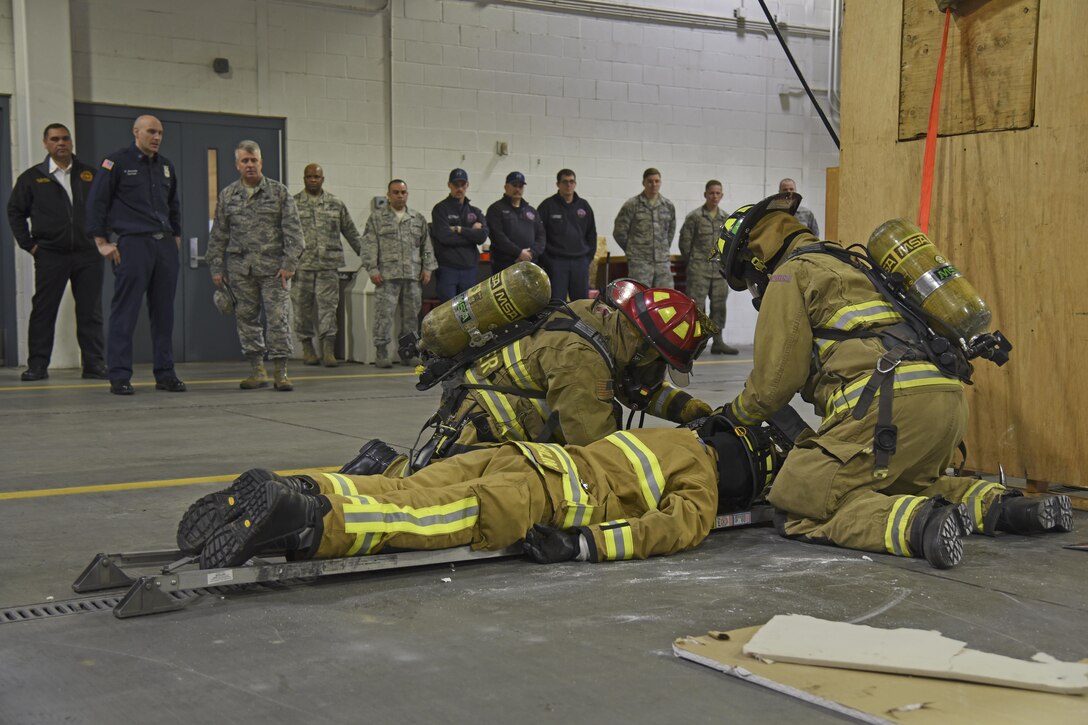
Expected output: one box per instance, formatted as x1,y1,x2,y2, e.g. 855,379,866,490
358,280,719,475
715,193,1073,569
179,422,783,568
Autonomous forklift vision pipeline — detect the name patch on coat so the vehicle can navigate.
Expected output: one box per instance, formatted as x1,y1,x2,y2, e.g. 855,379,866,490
769,274,792,283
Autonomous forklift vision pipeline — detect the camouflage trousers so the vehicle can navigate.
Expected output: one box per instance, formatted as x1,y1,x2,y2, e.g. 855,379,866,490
230,272,293,359
626,257,674,288
685,272,728,335
372,278,421,348
291,269,340,340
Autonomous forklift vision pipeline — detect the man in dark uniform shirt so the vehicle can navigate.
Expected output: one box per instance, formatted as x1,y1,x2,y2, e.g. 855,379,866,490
7,123,105,381
86,114,185,395
485,171,545,274
430,168,489,301
537,168,597,301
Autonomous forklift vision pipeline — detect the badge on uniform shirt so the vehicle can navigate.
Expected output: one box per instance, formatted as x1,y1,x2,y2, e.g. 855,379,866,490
525,211,536,220
467,213,477,222
576,209,587,217
163,166,171,178
80,170,93,182
101,159,114,170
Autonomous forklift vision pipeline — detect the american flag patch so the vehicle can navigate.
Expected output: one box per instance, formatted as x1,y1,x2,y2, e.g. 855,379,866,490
101,159,114,170
595,379,613,401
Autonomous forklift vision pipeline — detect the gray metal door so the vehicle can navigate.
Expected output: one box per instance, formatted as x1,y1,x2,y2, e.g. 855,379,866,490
74,104,286,362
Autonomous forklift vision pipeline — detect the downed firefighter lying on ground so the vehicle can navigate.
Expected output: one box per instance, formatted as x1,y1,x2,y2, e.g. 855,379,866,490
177,417,786,569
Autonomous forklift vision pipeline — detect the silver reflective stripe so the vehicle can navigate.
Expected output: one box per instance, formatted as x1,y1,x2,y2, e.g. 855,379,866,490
345,505,480,527
889,499,912,556
912,266,961,302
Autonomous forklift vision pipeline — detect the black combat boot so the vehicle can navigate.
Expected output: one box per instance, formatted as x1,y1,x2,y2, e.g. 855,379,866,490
907,498,971,569
176,468,320,554
339,439,401,476
199,481,332,569
985,490,1074,535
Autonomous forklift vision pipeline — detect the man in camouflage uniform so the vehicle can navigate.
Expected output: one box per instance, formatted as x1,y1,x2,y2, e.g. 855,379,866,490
778,178,820,237
362,179,437,368
613,167,676,287
292,164,363,367
679,180,737,355
208,140,304,391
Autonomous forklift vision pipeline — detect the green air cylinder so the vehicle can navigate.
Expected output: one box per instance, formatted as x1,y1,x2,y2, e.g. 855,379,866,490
418,261,552,358
866,218,992,345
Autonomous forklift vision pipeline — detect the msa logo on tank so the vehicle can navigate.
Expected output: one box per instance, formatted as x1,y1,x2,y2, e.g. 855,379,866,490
878,232,930,273
488,273,520,322
453,297,474,326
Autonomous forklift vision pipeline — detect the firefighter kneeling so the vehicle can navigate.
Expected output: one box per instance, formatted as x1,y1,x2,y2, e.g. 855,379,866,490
176,420,782,568
715,193,1073,569
344,271,718,476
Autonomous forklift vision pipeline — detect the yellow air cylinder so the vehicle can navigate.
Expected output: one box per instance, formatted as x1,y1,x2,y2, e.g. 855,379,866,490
418,261,552,358
867,219,992,344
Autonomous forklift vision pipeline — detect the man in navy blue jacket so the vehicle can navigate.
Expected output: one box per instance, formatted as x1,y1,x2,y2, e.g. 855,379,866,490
7,123,105,381
538,168,597,301
85,115,184,396
485,171,545,274
429,168,488,301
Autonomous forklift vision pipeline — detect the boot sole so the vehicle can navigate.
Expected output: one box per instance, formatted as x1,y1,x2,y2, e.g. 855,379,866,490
176,469,278,554
200,480,284,569
1045,494,1074,533
924,503,968,570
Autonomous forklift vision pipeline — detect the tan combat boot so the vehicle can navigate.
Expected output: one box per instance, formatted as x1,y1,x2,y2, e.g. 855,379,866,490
374,345,392,369
240,356,270,389
273,358,293,391
301,338,319,366
321,337,338,367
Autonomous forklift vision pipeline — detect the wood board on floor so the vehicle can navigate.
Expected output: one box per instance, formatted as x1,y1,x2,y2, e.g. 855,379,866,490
673,626,1087,725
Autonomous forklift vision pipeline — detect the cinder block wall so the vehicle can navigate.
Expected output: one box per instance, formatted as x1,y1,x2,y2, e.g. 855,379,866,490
3,0,838,354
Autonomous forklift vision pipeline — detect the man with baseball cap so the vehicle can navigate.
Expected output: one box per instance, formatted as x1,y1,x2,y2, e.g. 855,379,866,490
430,168,489,301
485,171,545,274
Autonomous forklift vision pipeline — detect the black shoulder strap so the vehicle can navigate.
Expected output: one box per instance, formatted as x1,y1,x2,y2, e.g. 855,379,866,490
542,304,616,374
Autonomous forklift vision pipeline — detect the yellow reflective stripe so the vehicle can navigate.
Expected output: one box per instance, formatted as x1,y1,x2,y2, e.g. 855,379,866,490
731,394,761,426
823,301,902,332
341,494,381,556
503,340,549,422
342,495,479,535
465,367,526,440
604,431,665,511
600,520,633,560
648,385,681,419
814,301,904,360
884,495,926,557
320,472,360,496
824,363,960,419
513,442,593,527
964,479,1004,533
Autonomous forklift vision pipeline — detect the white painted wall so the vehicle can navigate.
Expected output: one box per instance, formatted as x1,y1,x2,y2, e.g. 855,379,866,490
2,0,839,365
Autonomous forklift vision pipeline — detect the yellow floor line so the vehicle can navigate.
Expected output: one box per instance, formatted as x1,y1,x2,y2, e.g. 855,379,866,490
0,370,419,392
0,466,341,500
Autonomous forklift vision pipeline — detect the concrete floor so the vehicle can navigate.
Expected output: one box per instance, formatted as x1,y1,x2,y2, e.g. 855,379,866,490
1,352,1085,724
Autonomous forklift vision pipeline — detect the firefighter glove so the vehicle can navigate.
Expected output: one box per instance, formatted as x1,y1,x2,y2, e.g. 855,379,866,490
523,524,579,564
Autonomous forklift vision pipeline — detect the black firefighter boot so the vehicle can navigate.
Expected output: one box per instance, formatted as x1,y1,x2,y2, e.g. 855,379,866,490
984,490,1074,535
176,468,320,554
908,498,972,569
200,480,332,569
339,439,401,475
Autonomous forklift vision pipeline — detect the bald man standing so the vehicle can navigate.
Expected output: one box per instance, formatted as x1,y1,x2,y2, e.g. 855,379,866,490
291,164,363,366
86,115,184,395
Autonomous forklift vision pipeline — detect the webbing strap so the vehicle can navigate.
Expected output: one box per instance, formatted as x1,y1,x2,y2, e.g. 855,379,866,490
917,8,952,234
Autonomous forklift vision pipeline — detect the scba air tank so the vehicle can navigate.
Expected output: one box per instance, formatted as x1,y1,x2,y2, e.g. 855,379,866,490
867,219,992,345
418,261,552,358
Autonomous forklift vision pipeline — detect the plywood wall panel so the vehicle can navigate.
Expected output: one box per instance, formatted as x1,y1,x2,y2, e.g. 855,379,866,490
839,1,1088,488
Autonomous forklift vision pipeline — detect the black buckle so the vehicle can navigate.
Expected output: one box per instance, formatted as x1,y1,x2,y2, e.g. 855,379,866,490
874,423,898,454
